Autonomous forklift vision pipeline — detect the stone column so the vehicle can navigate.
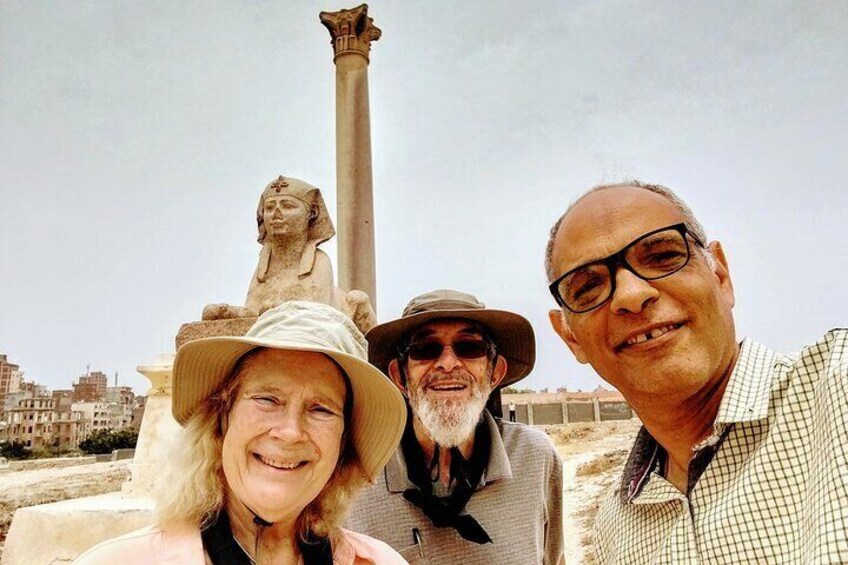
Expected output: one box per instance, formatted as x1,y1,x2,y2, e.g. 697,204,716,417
320,4,380,307
123,353,181,497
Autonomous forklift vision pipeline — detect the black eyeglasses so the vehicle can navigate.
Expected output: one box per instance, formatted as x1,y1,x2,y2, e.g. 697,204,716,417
401,339,493,362
549,223,704,313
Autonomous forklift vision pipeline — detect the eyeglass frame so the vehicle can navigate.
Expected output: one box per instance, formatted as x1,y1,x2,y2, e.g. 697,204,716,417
548,222,706,314
394,323,498,370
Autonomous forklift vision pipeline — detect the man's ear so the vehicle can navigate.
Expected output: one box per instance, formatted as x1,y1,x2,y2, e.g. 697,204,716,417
706,241,735,309
490,355,509,389
387,359,407,396
548,309,589,364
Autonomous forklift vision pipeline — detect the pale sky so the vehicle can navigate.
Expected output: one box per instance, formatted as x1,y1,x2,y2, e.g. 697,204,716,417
1,1,846,397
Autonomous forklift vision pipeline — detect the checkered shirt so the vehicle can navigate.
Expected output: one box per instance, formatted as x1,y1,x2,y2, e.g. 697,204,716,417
594,329,848,564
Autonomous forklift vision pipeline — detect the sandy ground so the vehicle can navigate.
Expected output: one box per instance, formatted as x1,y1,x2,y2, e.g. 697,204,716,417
0,421,639,563
548,420,640,564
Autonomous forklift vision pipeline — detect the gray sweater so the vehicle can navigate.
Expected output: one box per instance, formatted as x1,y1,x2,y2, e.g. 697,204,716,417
345,411,565,565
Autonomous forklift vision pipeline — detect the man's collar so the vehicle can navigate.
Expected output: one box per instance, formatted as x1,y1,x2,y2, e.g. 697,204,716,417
384,410,511,493
618,338,777,503
618,427,662,503
713,338,775,425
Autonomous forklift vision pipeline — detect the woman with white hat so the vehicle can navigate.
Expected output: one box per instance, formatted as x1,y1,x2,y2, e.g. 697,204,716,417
75,301,408,564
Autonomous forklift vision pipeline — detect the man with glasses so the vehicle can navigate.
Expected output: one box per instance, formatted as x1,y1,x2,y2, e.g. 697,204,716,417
545,181,847,563
346,289,565,565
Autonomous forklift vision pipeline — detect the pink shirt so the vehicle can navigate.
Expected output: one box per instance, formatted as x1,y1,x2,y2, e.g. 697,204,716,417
73,524,408,565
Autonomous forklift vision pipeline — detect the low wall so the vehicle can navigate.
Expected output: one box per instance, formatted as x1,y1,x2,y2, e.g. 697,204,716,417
567,402,595,423
503,399,633,425
8,455,97,471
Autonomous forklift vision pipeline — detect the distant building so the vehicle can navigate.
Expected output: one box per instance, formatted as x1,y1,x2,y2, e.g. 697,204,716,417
72,382,100,402
52,389,74,411
130,396,147,431
106,402,132,429
0,355,22,414
52,408,85,450
103,386,135,429
71,401,111,440
78,371,108,397
3,397,56,449
104,386,134,406
3,381,47,415
3,390,30,415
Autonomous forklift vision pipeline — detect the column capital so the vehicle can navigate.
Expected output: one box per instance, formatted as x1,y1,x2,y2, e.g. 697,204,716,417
319,4,381,63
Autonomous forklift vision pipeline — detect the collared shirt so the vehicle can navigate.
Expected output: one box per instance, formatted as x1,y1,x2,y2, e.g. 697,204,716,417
594,329,848,564
346,411,565,565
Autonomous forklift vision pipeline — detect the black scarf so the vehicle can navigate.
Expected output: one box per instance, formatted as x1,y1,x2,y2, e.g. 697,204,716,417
400,411,493,545
201,510,333,565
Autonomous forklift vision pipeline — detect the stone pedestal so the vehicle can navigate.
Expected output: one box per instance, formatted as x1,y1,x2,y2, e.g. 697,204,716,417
175,317,256,349
123,354,180,496
320,4,380,307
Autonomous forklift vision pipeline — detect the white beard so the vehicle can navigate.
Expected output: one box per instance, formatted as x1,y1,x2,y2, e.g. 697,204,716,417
407,370,493,448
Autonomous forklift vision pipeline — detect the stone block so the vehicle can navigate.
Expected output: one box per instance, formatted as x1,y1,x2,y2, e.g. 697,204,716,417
2,493,154,564
175,318,256,350
112,448,135,461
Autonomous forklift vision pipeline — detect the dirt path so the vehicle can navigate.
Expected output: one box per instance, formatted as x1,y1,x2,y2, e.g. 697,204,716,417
551,420,639,564
562,450,601,563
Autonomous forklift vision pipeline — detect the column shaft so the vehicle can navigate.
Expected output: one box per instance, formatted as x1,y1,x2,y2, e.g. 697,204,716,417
335,54,376,304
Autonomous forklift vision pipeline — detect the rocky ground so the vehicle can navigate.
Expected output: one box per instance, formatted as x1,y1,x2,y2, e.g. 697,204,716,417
0,421,639,563
0,461,131,560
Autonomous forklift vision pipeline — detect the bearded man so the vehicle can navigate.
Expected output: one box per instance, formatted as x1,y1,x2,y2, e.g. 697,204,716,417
346,289,565,565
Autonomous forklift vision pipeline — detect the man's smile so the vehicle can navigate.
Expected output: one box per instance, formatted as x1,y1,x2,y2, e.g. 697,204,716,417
615,321,686,352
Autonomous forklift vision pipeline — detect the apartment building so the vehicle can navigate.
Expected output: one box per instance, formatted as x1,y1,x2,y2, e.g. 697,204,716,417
0,355,22,414
3,397,56,449
71,401,111,440
52,408,85,450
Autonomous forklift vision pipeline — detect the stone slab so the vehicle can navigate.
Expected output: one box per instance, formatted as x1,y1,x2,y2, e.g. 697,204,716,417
111,448,135,461
2,493,154,565
174,317,256,349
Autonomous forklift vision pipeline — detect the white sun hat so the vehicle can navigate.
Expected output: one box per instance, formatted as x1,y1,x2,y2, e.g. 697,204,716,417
171,300,406,481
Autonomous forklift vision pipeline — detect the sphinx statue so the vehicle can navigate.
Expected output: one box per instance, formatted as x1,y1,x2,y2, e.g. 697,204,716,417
202,175,377,333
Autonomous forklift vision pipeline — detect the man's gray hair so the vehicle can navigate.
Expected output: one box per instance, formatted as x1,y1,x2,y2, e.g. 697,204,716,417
544,181,710,282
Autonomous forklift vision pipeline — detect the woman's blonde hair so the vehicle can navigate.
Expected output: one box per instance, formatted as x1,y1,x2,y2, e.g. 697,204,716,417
155,350,367,541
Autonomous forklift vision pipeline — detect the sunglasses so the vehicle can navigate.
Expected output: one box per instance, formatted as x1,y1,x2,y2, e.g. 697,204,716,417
402,339,493,361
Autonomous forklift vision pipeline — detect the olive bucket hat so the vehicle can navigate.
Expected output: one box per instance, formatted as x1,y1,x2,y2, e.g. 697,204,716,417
171,300,406,481
366,289,536,388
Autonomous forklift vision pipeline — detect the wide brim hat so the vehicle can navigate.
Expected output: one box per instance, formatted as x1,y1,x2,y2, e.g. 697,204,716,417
366,289,535,388
172,300,406,481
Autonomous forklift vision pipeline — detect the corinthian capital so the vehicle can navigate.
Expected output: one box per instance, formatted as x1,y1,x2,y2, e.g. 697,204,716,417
319,4,381,62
